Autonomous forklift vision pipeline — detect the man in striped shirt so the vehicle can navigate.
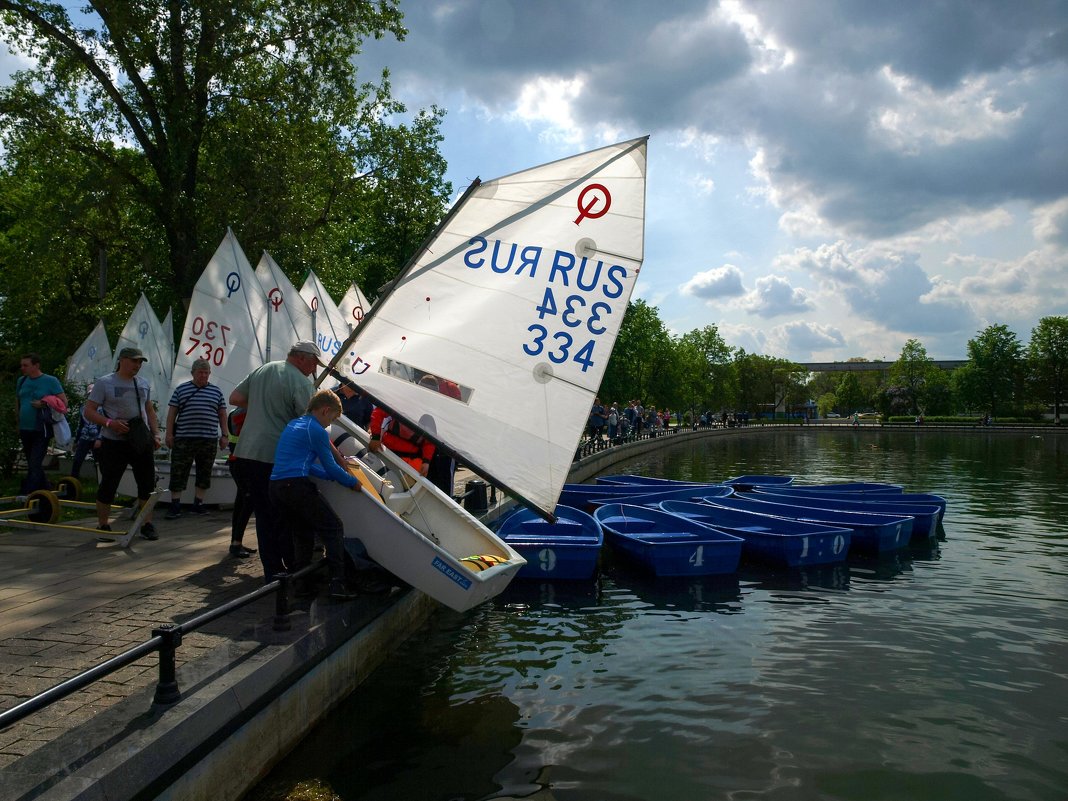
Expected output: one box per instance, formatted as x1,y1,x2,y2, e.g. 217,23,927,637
164,358,228,519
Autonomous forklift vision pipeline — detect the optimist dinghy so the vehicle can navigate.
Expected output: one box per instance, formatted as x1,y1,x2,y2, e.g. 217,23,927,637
321,137,649,609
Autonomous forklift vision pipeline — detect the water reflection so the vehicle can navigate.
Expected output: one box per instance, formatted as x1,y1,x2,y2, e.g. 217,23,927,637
256,430,1068,801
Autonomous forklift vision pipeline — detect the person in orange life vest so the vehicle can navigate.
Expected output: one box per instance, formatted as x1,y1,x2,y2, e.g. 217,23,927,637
367,405,436,476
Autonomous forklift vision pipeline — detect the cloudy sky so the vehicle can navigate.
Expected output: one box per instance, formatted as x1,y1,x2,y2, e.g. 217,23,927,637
358,0,1068,361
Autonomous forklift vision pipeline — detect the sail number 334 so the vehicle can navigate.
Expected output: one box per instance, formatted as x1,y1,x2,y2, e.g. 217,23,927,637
184,316,231,366
523,288,611,372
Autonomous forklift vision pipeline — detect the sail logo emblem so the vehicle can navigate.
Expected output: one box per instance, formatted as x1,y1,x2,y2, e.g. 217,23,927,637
309,296,319,312
268,287,284,311
574,183,611,225
225,272,241,297
138,321,149,339
351,305,364,323
88,345,97,359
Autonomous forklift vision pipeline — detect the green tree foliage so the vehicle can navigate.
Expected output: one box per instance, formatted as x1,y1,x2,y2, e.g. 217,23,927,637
728,350,803,418
1028,315,1068,424
957,324,1025,417
886,338,948,415
676,325,735,415
834,372,867,414
0,0,451,363
599,299,674,408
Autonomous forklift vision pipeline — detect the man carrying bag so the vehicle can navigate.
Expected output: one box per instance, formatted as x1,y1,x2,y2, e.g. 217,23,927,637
84,347,161,539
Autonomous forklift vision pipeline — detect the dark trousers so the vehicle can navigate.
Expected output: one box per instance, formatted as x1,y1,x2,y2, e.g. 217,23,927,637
228,458,254,545
95,439,155,503
231,458,291,581
270,478,347,581
19,429,50,494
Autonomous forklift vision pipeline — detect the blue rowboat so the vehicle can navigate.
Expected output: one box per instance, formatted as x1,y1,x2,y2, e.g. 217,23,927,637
779,482,902,493
559,481,722,510
594,504,743,577
498,504,603,580
661,500,851,567
586,485,734,509
758,486,947,513
706,496,913,554
595,474,711,486
723,474,795,491
752,489,942,538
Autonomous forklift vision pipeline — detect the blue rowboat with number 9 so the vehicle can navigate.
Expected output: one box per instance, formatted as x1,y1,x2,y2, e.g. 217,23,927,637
594,503,743,577
497,504,603,580
660,500,851,568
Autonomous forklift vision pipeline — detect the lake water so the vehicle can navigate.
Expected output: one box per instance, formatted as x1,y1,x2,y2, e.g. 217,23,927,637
254,429,1068,801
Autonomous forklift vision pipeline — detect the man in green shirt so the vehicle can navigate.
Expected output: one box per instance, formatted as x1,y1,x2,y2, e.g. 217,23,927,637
229,341,319,582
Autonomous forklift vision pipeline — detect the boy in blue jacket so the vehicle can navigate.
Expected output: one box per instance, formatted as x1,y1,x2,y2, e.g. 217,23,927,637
270,389,362,601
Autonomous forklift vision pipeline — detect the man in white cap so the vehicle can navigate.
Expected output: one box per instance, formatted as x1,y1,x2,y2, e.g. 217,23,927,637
229,340,320,581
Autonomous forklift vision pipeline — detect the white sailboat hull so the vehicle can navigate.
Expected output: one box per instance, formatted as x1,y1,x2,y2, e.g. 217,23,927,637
114,458,237,505
323,418,525,612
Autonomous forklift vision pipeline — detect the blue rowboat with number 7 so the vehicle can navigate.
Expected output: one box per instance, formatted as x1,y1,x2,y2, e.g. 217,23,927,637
660,500,851,567
594,504,743,576
497,504,603,580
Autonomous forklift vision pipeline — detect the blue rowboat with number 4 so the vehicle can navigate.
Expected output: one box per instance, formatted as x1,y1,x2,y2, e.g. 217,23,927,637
660,500,851,567
707,496,913,554
594,503,743,576
497,504,603,580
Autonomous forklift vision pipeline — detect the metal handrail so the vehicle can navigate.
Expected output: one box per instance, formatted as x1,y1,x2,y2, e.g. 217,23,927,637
0,561,324,730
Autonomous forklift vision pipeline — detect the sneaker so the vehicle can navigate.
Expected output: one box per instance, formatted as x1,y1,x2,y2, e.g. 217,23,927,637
96,523,114,543
139,522,159,541
327,580,359,602
164,504,182,520
229,544,256,558
190,503,209,515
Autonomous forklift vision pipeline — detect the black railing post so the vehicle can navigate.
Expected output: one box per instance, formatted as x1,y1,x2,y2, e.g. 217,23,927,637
274,573,292,631
152,625,183,705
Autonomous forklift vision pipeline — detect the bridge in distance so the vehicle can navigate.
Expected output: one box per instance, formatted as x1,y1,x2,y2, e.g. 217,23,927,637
799,360,967,372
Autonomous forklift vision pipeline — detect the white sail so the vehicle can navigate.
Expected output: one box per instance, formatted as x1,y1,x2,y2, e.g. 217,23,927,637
255,251,315,362
169,229,269,408
299,270,350,359
66,320,113,391
343,137,648,516
338,282,372,332
115,293,174,418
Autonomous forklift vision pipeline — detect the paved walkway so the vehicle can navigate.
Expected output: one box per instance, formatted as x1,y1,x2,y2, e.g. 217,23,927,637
0,504,271,770
0,466,488,773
